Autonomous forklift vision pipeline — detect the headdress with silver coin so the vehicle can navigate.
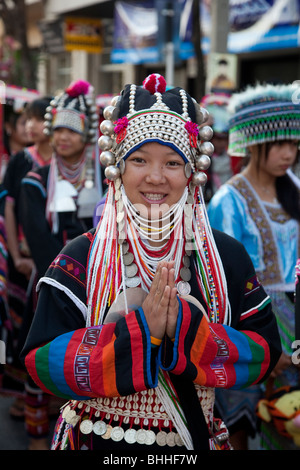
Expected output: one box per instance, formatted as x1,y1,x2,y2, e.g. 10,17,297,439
43,80,101,226
88,73,230,329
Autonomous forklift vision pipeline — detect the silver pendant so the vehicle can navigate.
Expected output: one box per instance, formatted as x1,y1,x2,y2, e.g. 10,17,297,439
177,280,191,296
166,431,176,447
123,252,134,266
101,424,113,439
64,409,76,424
185,243,193,256
145,430,156,445
69,414,80,427
180,266,191,282
118,231,126,244
62,405,71,419
124,428,137,444
125,262,138,278
156,430,167,446
111,426,125,442
182,254,190,268
136,429,148,444
175,433,184,446
93,420,107,436
117,198,124,212
125,276,141,288
80,419,94,434
122,241,129,254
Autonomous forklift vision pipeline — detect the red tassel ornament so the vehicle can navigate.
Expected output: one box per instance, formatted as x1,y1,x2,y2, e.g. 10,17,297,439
143,74,167,94
185,121,199,148
66,80,91,97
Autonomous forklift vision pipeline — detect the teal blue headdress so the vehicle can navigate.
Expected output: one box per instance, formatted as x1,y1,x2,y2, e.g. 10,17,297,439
228,83,300,156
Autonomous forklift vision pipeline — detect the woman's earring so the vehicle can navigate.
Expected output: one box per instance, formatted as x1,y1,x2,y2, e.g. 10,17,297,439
184,162,192,178
119,159,125,175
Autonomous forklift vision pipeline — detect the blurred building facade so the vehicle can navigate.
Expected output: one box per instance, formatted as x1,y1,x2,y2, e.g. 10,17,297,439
1,0,300,97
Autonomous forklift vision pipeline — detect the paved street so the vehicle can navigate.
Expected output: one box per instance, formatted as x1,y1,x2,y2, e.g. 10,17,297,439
0,395,55,450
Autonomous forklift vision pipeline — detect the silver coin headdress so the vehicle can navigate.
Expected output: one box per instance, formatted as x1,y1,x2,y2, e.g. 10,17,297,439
43,79,98,144
99,73,214,186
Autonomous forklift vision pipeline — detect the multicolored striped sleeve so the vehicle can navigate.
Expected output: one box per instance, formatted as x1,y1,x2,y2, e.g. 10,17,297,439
25,309,158,400
160,295,279,390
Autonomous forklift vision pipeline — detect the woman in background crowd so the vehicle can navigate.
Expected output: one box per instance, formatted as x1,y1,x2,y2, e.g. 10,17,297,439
1,97,52,440
208,83,300,450
19,80,100,449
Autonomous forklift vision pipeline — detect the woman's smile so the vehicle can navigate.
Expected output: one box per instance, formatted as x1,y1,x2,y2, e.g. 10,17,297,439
140,192,168,204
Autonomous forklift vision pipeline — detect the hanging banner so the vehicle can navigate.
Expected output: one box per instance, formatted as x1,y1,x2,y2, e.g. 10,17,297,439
227,0,300,53
111,1,158,63
186,0,300,55
111,0,300,64
64,17,102,53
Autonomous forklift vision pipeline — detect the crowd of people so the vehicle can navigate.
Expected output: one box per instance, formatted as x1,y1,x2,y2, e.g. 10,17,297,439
0,72,299,452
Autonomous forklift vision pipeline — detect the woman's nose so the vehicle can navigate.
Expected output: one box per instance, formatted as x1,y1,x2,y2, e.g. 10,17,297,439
145,165,166,184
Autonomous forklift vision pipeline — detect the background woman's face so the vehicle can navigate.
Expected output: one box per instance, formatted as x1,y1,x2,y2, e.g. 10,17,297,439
52,127,85,163
263,141,298,177
7,113,30,147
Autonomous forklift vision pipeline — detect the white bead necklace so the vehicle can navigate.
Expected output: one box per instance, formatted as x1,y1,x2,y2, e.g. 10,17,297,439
120,185,188,243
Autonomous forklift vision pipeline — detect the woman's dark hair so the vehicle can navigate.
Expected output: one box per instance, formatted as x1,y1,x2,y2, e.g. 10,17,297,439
25,96,52,120
276,173,300,221
264,141,300,221
3,104,26,153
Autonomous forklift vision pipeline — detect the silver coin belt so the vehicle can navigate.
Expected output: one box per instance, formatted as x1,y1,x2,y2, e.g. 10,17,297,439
59,385,219,448
61,388,184,447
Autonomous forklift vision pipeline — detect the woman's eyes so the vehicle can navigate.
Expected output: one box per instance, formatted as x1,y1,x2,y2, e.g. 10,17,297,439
129,157,182,166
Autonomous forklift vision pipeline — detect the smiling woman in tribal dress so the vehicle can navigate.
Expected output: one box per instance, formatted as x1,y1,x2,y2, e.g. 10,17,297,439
21,74,281,452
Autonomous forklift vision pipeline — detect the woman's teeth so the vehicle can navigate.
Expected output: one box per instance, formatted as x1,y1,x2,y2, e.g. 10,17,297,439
143,193,165,201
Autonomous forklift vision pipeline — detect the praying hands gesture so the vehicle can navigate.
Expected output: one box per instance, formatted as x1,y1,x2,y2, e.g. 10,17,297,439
142,261,179,341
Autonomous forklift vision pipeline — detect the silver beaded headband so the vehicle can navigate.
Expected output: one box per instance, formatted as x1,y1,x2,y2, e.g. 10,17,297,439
98,75,214,187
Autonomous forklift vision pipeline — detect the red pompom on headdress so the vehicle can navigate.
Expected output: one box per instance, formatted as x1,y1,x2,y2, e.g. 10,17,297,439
66,80,91,98
185,121,199,148
114,116,129,143
143,74,167,94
